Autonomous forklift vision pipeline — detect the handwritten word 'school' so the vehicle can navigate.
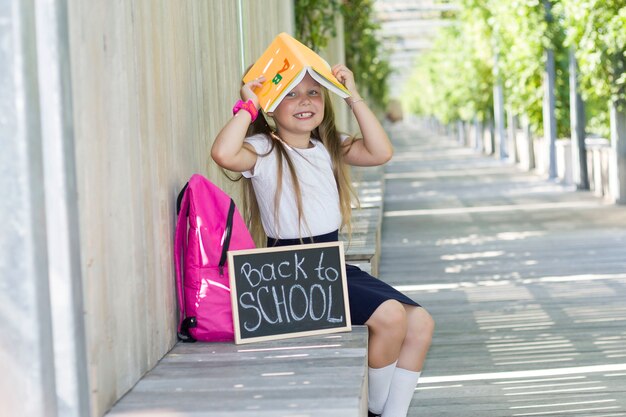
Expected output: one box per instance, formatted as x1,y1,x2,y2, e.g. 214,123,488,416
238,251,342,332
229,242,350,344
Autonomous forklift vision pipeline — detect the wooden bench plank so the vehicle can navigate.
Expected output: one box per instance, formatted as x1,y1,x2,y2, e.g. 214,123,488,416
107,327,369,417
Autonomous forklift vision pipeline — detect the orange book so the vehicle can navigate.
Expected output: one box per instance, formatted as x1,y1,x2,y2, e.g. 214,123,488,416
244,33,351,112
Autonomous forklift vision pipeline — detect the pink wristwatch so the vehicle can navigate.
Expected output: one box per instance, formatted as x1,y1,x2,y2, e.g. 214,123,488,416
232,99,259,122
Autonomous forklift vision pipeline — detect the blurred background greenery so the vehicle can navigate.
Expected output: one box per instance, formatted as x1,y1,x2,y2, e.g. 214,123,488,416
295,0,625,139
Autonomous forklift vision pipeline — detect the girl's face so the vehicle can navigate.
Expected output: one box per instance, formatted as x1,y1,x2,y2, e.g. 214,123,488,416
271,74,325,140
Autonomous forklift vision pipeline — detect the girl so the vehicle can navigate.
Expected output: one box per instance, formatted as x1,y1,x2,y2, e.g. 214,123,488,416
211,64,434,417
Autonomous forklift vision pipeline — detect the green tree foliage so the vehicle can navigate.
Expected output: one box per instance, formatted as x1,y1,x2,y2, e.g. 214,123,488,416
449,0,494,122
490,1,544,132
561,0,626,137
342,0,392,107
295,0,341,52
562,0,626,104
407,0,495,124
406,0,626,138
491,0,571,137
294,0,391,107
406,23,493,124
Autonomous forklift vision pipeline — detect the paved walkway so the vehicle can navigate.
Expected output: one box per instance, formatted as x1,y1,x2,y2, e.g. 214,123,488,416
379,120,626,416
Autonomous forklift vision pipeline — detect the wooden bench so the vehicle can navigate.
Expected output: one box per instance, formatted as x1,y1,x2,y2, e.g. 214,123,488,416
344,165,385,276
106,327,369,417
107,167,386,417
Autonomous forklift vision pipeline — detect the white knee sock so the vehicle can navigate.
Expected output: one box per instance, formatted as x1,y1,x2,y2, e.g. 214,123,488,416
381,368,421,417
368,361,397,414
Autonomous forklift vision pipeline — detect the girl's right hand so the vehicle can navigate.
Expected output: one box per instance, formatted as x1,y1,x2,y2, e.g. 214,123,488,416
241,76,266,109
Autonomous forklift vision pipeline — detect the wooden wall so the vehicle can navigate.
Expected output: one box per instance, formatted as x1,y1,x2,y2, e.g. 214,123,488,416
66,1,293,415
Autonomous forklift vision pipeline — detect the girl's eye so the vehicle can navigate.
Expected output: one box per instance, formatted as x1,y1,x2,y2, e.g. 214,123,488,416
286,92,296,98
309,90,319,96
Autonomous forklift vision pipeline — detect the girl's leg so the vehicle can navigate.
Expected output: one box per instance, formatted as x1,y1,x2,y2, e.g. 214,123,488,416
365,300,408,414
382,306,434,417
397,306,434,371
366,300,408,367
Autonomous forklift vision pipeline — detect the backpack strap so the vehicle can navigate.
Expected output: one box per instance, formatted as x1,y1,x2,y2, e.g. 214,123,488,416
218,199,236,276
176,182,189,215
174,183,195,342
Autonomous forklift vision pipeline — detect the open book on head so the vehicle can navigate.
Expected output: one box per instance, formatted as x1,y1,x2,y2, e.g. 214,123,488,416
243,32,351,112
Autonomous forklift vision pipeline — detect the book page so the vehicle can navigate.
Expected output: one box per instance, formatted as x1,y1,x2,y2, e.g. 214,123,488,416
285,36,350,97
307,68,351,99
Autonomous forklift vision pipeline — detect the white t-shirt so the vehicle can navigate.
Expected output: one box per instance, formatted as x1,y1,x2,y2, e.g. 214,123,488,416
243,133,342,239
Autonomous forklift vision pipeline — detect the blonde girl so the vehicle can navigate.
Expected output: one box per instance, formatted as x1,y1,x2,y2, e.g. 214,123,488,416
211,64,434,417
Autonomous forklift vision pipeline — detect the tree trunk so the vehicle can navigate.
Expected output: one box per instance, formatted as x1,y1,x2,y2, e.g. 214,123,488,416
609,102,626,203
543,0,557,179
507,110,518,164
522,115,535,171
569,48,589,189
493,82,507,160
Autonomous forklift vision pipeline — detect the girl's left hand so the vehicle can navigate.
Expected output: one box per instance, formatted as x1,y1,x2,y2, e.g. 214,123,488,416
332,64,358,97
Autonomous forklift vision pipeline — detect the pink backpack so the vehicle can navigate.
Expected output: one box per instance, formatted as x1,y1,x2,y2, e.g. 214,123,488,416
174,174,255,342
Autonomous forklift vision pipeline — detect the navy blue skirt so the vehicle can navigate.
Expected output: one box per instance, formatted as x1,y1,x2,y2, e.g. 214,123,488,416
267,231,420,325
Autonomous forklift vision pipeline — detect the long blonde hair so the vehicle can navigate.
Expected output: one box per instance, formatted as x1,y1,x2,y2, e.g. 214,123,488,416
241,89,358,245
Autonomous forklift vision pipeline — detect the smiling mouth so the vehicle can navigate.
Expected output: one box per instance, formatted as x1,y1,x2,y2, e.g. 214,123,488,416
294,112,314,119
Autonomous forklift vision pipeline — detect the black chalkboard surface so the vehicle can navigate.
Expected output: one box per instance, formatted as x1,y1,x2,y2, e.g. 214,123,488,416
228,241,351,344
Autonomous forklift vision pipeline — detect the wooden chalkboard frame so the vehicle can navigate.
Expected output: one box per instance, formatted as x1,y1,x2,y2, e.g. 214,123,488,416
228,241,351,344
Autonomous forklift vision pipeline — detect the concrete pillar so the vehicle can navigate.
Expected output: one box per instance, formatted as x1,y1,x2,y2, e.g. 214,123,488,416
569,48,589,189
0,1,58,415
556,139,573,184
35,1,90,415
0,1,90,416
609,102,626,204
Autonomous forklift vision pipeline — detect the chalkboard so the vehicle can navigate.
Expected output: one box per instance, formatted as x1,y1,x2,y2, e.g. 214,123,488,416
228,241,351,344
